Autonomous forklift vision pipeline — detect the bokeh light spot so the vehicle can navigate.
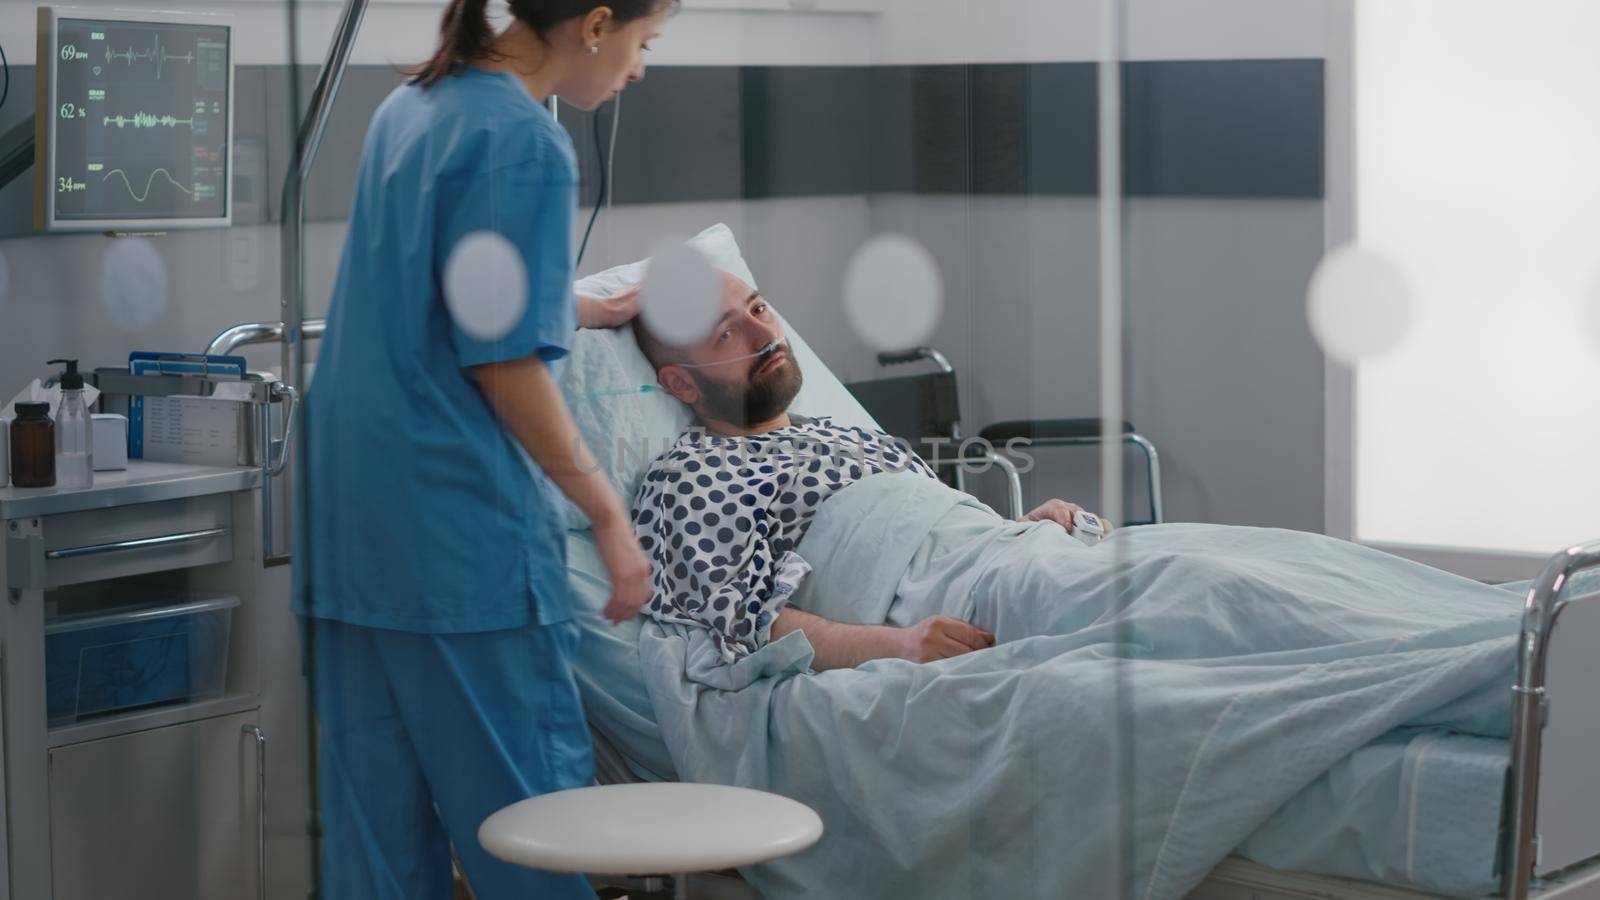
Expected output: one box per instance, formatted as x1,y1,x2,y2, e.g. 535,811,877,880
99,237,170,332
1307,245,1414,364
843,234,944,352
443,231,529,341
1587,272,1600,351
640,241,721,347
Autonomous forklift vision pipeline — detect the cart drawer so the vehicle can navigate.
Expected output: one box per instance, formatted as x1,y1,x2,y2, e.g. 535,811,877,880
42,494,234,588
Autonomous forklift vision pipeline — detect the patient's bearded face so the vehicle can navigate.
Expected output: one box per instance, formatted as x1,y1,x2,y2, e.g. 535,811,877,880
690,338,804,425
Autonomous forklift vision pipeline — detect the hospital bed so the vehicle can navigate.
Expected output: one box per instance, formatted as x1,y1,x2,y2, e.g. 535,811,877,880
569,526,1600,900
209,224,1600,900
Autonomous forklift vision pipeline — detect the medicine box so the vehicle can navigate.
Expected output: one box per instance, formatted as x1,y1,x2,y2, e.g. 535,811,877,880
92,413,128,471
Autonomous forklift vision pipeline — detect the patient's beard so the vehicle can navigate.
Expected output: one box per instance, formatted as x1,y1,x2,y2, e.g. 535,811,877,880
693,354,804,427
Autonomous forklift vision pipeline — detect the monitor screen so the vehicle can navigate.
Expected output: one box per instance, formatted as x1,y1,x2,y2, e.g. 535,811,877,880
37,10,233,230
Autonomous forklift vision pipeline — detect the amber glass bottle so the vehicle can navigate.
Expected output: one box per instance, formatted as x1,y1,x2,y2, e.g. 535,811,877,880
11,402,55,488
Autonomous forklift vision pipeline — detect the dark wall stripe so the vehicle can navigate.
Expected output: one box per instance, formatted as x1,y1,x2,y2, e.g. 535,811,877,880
1123,60,1325,198
0,58,1322,236
601,66,745,204
605,60,1322,203
739,67,872,199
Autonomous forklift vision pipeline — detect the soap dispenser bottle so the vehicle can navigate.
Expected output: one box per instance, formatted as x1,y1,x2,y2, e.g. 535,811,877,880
48,359,93,489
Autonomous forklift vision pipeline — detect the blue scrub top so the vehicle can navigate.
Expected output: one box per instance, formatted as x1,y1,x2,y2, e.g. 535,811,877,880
296,68,577,633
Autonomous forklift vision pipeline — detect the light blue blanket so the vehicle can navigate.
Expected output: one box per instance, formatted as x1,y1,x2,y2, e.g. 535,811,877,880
1244,565,1600,895
634,472,1529,899
1239,730,1507,894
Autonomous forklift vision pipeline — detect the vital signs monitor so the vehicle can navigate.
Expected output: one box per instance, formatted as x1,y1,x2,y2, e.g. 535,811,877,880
34,7,233,231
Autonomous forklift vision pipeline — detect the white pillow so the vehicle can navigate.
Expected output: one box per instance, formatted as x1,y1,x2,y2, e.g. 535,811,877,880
558,223,881,530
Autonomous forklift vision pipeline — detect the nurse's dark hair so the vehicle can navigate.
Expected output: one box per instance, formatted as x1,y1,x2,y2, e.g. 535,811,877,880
408,0,675,87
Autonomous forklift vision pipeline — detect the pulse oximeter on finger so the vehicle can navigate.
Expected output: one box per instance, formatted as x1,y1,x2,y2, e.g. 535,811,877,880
1072,510,1106,547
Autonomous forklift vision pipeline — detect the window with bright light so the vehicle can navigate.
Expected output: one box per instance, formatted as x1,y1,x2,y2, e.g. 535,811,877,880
1354,0,1600,555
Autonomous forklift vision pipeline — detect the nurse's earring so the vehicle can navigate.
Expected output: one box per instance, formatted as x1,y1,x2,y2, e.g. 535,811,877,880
587,44,600,55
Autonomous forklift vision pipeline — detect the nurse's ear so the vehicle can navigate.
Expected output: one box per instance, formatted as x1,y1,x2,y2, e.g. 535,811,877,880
657,365,700,406
578,6,615,52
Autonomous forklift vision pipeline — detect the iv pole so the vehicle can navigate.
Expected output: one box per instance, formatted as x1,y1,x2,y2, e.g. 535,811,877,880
282,0,369,398
279,6,367,898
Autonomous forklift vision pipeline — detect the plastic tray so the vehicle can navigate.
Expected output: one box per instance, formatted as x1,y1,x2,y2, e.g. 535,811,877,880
45,594,238,727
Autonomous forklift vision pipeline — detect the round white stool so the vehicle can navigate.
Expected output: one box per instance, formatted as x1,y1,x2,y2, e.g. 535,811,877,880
479,782,824,899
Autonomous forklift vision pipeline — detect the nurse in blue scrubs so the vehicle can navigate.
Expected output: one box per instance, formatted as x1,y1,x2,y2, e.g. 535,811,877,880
296,2,675,897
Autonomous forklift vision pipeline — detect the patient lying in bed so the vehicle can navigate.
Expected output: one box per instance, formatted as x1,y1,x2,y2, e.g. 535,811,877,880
630,270,1105,667
618,271,1535,900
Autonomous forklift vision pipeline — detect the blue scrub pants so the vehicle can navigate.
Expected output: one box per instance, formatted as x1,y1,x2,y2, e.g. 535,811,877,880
303,616,597,900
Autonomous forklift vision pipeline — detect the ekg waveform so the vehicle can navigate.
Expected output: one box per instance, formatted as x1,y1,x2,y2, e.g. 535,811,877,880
102,112,196,129
102,167,194,203
105,33,195,80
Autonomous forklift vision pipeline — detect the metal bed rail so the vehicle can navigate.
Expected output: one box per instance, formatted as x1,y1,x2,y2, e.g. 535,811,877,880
1504,537,1600,899
202,320,321,563
206,319,326,357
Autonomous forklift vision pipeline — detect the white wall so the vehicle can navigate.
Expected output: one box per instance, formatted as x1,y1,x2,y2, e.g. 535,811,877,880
866,194,1328,530
0,225,303,391
0,0,1338,67
0,0,883,398
873,0,1335,64
1352,0,1600,558
854,0,1336,528
575,196,879,375
2,0,1343,531
0,0,879,66
0,197,871,393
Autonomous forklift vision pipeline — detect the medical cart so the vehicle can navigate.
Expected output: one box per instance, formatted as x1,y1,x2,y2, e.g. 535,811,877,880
0,370,299,899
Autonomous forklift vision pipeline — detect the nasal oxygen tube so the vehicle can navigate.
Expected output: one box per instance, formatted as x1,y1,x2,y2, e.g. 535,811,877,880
676,337,787,369
585,337,788,398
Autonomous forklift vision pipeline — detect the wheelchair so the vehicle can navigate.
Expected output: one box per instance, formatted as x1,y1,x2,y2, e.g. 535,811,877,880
844,347,1165,526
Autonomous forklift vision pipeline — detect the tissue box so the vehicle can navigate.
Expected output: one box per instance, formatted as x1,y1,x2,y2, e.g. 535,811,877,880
92,414,128,471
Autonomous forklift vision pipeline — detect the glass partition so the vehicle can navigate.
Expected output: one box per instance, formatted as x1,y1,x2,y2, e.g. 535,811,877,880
19,0,1587,896
1120,1,1600,899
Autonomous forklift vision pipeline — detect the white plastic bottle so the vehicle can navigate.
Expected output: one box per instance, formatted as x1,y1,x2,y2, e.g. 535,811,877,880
49,359,94,490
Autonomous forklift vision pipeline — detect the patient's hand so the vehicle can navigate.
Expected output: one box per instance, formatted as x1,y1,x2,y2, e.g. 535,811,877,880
1022,498,1111,535
773,608,994,670
577,284,642,329
896,616,996,663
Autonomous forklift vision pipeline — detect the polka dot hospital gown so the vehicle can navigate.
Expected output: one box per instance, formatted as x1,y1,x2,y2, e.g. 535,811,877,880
631,416,939,663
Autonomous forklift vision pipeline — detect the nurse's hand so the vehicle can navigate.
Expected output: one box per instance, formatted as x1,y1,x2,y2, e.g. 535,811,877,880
594,516,653,624
577,285,642,329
